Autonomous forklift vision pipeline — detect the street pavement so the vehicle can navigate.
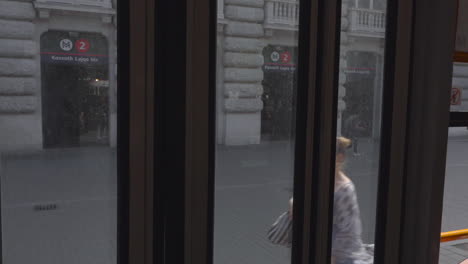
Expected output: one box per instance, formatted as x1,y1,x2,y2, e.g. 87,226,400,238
213,139,379,264
439,128,468,264
0,129,467,264
0,148,117,264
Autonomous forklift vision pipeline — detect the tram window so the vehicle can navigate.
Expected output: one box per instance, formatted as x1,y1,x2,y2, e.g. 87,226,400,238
213,3,300,264
0,3,118,264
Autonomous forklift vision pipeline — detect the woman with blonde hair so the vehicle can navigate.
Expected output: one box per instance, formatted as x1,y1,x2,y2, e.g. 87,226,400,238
330,137,373,264
286,137,373,264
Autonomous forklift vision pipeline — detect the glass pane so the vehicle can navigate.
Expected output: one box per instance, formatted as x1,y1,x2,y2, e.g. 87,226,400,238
0,1,118,263
331,0,387,263
214,1,299,263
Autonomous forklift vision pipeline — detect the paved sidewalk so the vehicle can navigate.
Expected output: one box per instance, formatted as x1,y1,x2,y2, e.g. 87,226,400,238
440,240,468,264
0,132,467,264
0,147,117,264
439,128,468,264
213,139,380,264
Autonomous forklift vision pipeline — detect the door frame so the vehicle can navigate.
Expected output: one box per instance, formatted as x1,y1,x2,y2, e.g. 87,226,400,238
393,0,458,263
119,0,156,263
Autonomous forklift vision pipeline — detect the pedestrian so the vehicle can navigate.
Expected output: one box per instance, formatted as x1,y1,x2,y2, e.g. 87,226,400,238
343,114,366,156
330,137,373,264
96,96,108,140
284,137,373,264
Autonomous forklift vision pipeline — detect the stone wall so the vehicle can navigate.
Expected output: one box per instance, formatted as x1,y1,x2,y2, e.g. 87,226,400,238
222,0,266,145
0,0,41,151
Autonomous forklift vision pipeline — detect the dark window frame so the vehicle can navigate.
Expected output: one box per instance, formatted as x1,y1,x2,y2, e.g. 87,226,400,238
292,0,342,262
119,0,156,263
398,0,457,263
375,0,458,264
373,0,413,262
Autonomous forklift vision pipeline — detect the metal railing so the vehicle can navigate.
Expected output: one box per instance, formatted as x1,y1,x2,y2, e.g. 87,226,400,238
441,229,468,243
264,0,299,31
348,8,386,37
35,0,112,8
264,3,385,36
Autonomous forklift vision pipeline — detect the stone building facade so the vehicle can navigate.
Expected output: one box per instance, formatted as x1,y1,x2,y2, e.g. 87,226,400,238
0,0,116,151
219,0,266,145
0,1,41,151
0,0,390,151
217,0,387,145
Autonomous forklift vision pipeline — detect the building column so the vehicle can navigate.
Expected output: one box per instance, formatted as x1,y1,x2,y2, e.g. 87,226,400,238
0,0,40,151
223,0,266,145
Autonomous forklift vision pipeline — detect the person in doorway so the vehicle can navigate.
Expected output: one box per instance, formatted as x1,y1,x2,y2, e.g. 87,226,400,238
343,114,366,156
289,137,373,264
96,96,108,141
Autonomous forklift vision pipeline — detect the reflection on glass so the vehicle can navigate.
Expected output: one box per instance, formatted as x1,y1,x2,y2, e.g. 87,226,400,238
214,1,299,263
0,1,117,263
331,0,387,263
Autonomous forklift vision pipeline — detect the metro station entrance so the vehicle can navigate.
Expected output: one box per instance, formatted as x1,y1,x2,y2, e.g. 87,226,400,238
342,52,378,139
40,31,110,148
262,46,298,140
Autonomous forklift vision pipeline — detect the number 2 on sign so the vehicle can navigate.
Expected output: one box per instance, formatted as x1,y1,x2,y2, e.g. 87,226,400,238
76,39,90,53
281,51,292,63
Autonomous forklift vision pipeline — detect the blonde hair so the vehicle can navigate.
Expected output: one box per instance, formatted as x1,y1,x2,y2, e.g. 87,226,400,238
336,137,352,154
336,137,352,173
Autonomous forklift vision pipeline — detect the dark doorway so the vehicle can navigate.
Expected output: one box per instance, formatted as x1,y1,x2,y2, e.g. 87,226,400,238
342,51,377,139
41,65,109,148
261,71,297,140
261,46,298,141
